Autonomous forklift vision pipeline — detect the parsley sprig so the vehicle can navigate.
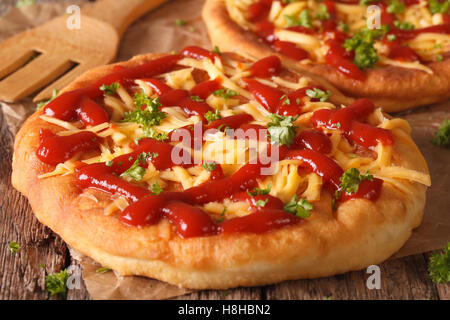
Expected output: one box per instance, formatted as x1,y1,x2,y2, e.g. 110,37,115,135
339,168,373,194
204,109,222,122
284,10,311,28
120,152,149,181
429,0,450,14
213,88,239,99
387,0,405,14
9,241,20,254
306,88,332,102
100,82,120,95
343,27,388,69
202,162,218,171
283,195,313,218
45,269,70,298
267,114,298,146
431,118,450,147
428,242,450,284
247,184,272,197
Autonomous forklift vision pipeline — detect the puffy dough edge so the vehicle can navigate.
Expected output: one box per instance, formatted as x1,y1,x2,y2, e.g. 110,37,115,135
202,0,450,112
12,53,429,289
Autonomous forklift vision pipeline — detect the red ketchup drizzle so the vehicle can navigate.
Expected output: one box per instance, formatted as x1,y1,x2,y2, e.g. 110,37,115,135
36,129,101,165
207,113,254,131
243,78,284,112
76,97,109,126
325,37,365,81
208,163,224,180
190,78,223,99
248,0,272,22
272,40,309,60
220,210,299,234
341,178,383,202
276,86,324,116
159,89,214,119
311,98,394,148
384,40,420,62
284,149,343,192
294,130,332,154
250,55,282,78
75,163,149,203
163,202,218,238
139,78,172,95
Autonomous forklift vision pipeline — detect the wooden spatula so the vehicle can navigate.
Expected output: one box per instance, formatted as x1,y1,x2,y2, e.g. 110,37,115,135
0,0,167,103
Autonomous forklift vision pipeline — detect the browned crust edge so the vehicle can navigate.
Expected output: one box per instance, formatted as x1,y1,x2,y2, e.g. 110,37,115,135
202,0,450,112
12,52,429,289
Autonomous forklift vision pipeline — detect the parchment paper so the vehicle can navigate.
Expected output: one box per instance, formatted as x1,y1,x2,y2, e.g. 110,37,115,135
0,0,448,299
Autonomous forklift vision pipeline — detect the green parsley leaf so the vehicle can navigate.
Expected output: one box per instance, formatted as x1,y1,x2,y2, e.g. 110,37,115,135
36,89,59,110
343,28,387,69
143,127,169,141
429,0,450,14
151,182,163,195
212,45,221,55
315,4,330,20
267,114,297,146
213,88,239,99
16,0,35,8
120,154,147,181
281,95,291,105
359,0,377,5
123,92,166,136
96,267,111,274
45,269,70,298
105,160,113,167
339,168,373,194
256,198,269,207
9,241,20,254
394,20,415,30
175,19,187,27
247,183,272,197
100,82,120,95
387,34,397,42
436,54,444,62
284,9,311,28
387,0,405,14
283,195,313,218
306,88,331,102
428,242,450,284
204,109,222,122
431,118,450,147
201,162,218,171
191,95,204,102
338,21,350,33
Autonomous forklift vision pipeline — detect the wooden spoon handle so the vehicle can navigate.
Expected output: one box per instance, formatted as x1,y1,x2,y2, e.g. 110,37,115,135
83,0,167,36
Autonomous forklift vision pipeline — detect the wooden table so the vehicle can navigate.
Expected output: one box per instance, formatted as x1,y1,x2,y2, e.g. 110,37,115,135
0,0,448,300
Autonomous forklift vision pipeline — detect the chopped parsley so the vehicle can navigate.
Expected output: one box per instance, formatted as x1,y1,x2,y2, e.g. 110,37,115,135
201,162,218,171
247,184,272,197
120,153,148,181
394,20,415,30
315,4,330,20
359,0,378,5
151,182,163,195
306,88,331,102
45,269,70,298
339,168,373,194
343,28,387,69
428,242,450,284
429,0,450,14
281,95,291,105
431,118,450,147
100,82,120,95
212,45,221,55
123,92,167,138
283,195,313,218
284,10,311,28
105,160,113,167
256,198,269,207
175,19,187,27
338,21,350,33
96,267,111,274
387,34,397,42
267,114,297,146
213,88,239,99
436,54,444,62
204,109,222,122
36,89,59,110
9,241,20,254
143,128,169,141
190,95,204,102
387,0,405,14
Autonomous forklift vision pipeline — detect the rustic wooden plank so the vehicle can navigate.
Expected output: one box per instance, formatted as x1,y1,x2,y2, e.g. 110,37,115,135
178,288,263,300
263,254,440,300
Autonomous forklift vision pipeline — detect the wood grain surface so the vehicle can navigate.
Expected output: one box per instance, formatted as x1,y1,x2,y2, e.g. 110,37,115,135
0,0,448,300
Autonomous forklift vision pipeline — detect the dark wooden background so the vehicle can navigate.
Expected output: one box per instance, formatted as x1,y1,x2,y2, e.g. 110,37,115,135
0,0,448,300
